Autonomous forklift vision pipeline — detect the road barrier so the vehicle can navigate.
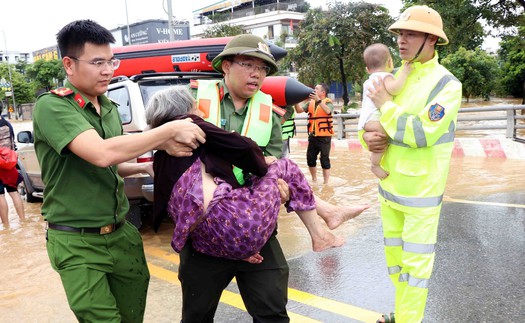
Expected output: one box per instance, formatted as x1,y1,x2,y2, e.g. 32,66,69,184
294,104,525,140
292,104,525,159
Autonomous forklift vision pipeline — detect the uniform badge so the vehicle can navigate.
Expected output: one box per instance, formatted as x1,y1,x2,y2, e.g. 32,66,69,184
74,93,86,109
219,86,225,102
257,42,271,55
50,87,74,97
399,11,411,21
428,103,445,121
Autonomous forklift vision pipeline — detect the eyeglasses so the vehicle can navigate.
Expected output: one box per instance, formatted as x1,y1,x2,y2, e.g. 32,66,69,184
231,61,271,75
69,57,120,70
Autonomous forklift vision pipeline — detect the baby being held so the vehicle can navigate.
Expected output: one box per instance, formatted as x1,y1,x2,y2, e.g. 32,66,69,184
358,43,412,179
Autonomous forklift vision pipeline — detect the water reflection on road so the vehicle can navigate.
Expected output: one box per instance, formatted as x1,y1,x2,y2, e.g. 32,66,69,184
0,146,523,322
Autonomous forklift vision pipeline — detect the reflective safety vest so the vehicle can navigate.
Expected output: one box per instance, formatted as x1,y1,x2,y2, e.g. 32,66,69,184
282,110,295,140
307,98,334,136
194,79,274,184
375,53,462,211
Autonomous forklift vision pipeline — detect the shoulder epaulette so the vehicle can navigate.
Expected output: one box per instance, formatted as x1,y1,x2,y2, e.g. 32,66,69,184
189,80,199,89
50,87,74,97
272,104,286,117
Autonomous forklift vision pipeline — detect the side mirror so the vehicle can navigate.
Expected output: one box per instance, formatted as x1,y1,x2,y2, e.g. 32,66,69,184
17,131,34,144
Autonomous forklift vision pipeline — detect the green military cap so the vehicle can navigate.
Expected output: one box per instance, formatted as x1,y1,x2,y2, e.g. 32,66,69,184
212,34,278,75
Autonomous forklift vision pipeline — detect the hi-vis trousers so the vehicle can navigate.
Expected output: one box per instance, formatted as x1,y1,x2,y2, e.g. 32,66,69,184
380,201,442,323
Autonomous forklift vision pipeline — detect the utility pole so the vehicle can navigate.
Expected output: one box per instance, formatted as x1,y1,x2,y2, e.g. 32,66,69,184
125,0,132,45
167,0,175,41
2,30,16,120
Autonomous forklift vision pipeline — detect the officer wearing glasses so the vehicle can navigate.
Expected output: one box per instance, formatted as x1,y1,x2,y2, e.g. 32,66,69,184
183,34,290,322
32,20,205,322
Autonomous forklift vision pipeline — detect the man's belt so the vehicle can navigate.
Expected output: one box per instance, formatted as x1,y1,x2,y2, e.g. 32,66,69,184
47,221,126,235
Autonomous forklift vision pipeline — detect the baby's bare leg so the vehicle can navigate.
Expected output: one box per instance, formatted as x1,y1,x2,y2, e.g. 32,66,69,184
315,196,369,230
364,121,389,179
370,152,389,179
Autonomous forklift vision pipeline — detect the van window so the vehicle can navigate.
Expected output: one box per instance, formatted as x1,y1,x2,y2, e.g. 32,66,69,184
107,86,132,125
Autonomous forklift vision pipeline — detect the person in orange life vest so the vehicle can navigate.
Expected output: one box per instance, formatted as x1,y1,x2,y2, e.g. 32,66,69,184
294,83,334,184
0,115,25,226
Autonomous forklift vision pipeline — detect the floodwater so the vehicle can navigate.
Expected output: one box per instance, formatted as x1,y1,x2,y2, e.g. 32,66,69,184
1,142,523,322
2,103,524,321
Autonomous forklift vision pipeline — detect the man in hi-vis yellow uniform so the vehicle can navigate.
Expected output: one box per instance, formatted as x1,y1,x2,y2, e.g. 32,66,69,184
360,5,462,323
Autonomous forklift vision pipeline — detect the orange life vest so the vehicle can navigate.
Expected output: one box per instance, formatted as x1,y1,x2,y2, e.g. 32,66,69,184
307,98,334,136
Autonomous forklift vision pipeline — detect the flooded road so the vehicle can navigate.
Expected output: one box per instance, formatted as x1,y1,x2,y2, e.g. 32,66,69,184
1,144,524,322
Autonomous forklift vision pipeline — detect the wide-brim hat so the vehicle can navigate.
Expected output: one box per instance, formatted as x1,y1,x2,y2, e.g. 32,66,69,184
389,5,449,45
212,34,278,75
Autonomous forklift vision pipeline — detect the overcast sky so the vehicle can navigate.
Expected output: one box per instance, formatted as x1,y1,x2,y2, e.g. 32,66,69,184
1,0,405,53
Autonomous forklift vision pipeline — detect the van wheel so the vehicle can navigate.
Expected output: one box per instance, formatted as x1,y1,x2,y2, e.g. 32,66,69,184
18,181,41,203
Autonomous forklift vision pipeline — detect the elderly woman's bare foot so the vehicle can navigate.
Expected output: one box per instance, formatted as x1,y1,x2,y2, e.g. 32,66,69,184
312,231,345,252
321,204,370,230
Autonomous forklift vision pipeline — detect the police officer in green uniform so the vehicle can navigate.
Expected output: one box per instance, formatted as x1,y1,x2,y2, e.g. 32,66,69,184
183,34,290,322
33,20,205,322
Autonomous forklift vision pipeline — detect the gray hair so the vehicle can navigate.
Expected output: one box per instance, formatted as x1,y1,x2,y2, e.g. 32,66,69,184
145,85,195,129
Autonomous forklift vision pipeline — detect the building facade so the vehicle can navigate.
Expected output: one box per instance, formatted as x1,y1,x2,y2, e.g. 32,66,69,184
110,19,190,47
192,0,307,49
0,51,31,64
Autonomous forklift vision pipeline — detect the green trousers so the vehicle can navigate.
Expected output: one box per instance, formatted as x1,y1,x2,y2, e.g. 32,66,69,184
46,221,150,323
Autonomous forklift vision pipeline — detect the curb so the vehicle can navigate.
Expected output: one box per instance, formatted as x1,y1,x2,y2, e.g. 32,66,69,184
289,137,525,160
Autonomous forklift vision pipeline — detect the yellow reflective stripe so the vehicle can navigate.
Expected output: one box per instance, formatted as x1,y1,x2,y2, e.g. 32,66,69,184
399,273,430,289
434,121,456,145
391,74,459,148
379,186,443,207
384,237,403,246
403,241,435,254
385,238,435,253
413,117,427,147
391,121,455,147
426,74,459,106
392,114,409,147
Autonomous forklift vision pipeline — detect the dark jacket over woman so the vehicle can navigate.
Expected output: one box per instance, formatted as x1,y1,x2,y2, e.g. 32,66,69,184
153,114,268,231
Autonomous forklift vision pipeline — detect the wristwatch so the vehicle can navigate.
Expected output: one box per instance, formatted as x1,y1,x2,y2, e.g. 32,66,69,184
316,100,322,105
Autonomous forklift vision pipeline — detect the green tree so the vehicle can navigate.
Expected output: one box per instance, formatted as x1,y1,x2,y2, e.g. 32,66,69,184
0,63,34,107
402,0,485,56
475,0,525,31
290,2,394,105
498,26,525,103
442,47,499,102
25,59,65,93
14,59,29,75
202,24,244,38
